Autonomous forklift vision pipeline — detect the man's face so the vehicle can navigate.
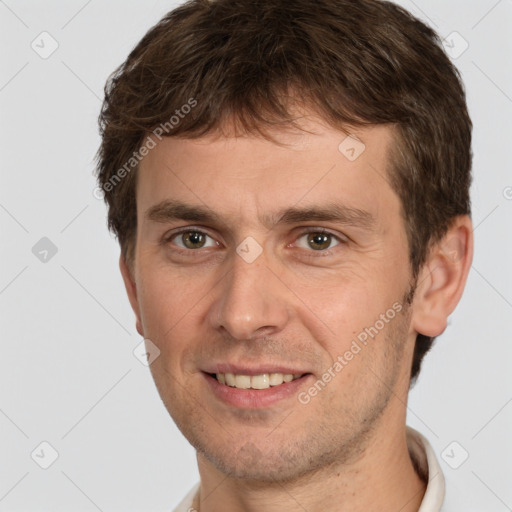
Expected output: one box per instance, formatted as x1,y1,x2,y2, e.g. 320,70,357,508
127,117,418,481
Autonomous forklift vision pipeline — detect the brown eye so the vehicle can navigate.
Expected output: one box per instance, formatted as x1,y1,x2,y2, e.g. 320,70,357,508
296,231,341,251
171,230,216,250
307,233,332,250
182,231,206,249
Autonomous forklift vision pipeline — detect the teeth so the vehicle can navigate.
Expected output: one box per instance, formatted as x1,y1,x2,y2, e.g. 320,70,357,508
269,373,284,386
235,374,251,389
215,372,303,390
251,374,270,389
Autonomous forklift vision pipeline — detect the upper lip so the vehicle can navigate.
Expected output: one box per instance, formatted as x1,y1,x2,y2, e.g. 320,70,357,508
202,363,310,376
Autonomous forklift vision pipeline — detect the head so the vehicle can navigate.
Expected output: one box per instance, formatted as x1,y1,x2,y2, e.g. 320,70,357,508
96,0,473,482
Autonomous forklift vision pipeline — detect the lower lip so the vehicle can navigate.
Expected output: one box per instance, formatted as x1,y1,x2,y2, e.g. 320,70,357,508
203,372,312,409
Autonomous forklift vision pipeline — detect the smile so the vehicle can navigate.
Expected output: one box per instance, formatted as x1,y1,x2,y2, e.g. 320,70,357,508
214,372,304,390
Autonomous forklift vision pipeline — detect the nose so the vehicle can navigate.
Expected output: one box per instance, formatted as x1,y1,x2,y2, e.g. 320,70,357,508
207,248,290,340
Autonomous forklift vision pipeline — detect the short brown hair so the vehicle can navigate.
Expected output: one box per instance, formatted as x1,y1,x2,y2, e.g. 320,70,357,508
96,0,472,383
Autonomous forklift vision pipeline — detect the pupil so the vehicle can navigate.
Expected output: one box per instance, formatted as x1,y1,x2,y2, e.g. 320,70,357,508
309,233,330,250
184,232,205,248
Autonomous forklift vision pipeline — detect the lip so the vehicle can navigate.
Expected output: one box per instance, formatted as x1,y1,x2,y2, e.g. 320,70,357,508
202,371,313,409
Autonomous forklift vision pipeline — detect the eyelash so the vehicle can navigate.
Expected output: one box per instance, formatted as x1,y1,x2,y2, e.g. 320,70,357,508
162,227,347,258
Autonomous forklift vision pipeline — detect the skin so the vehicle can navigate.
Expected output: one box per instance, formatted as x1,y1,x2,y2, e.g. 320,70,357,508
120,113,473,512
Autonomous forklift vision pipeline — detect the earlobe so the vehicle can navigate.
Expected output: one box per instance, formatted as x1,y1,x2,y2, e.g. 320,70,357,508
119,255,144,336
411,215,474,338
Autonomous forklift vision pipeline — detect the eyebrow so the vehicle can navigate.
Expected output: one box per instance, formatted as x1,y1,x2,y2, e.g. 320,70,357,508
145,199,376,231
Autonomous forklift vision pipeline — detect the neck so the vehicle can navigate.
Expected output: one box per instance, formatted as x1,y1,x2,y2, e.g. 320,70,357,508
194,424,426,512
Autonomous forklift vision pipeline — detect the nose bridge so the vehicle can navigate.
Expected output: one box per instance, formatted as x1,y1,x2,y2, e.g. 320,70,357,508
209,247,289,339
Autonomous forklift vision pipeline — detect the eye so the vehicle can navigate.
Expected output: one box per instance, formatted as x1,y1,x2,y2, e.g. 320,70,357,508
169,230,217,250
295,231,342,251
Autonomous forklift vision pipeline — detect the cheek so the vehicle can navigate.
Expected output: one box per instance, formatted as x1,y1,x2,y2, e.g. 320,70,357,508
290,266,406,362
137,265,207,341
286,267,379,336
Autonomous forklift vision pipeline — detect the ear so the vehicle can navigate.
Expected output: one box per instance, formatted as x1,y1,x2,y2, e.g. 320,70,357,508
411,215,474,337
119,255,144,336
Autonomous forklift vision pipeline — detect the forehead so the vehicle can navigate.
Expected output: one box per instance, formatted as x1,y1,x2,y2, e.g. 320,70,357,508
136,118,398,229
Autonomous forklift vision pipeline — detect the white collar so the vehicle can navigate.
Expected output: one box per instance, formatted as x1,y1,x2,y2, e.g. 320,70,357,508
407,426,446,511
173,426,446,511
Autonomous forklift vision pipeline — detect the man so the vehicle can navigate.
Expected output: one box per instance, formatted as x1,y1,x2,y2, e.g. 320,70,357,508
96,0,473,510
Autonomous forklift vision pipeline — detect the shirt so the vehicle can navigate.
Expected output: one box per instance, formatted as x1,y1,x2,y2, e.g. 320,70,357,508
172,426,446,512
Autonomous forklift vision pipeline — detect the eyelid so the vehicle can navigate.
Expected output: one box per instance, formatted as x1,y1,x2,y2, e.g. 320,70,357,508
163,226,220,248
294,227,348,242
292,227,347,253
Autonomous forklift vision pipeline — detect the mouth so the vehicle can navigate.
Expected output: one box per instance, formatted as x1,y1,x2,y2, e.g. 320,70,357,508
210,372,305,390
202,370,313,409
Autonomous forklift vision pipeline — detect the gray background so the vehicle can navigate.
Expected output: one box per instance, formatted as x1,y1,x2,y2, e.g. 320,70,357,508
0,0,511,510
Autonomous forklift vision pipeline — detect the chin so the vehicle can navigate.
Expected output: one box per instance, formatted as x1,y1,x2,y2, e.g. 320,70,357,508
202,444,313,483
193,428,354,484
